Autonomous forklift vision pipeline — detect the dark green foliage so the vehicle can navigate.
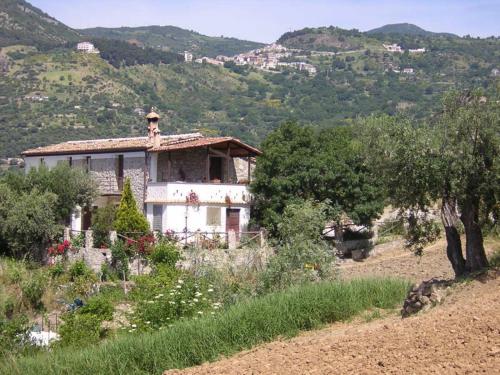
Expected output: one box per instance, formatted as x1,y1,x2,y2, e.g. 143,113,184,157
110,240,130,279
20,270,47,310
91,204,117,248
113,178,149,238
56,313,103,348
80,25,265,58
0,315,31,358
78,296,114,321
251,122,384,232
68,260,92,282
259,200,334,292
91,38,182,68
149,239,181,267
366,23,457,37
2,278,409,374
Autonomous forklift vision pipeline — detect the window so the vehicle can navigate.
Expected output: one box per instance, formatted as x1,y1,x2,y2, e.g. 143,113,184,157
209,157,223,182
153,205,163,232
117,155,124,190
207,207,221,226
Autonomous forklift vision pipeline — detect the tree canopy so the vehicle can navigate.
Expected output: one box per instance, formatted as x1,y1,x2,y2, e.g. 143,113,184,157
113,178,150,238
251,122,385,233
362,89,499,276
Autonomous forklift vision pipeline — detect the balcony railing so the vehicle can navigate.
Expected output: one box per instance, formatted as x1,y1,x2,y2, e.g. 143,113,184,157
146,181,252,204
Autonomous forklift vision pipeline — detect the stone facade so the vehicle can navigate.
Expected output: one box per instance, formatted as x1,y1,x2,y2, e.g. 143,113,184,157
90,158,120,194
123,157,146,207
157,151,253,184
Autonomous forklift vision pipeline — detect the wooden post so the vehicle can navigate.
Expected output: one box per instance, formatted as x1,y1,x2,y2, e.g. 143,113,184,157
167,152,171,182
205,147,210,182
226,145,231,183
247,155,251,183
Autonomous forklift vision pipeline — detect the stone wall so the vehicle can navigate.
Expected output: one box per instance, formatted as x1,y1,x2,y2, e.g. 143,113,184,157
66,247,111,274
90,158,119,193
123,157,146,207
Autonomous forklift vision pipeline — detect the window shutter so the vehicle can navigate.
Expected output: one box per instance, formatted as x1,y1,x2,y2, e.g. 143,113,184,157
206,207,221,226
153,205,163,232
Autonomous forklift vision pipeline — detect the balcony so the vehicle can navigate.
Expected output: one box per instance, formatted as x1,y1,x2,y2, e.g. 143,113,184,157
146,182,252,205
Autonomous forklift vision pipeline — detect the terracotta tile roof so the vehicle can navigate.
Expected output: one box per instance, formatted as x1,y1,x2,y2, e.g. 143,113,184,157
22,133,261,157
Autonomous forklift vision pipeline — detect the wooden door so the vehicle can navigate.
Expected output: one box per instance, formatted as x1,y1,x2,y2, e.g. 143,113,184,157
226,209,240,237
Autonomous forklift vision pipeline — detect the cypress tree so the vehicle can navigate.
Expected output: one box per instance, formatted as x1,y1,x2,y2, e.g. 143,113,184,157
113,178,150,238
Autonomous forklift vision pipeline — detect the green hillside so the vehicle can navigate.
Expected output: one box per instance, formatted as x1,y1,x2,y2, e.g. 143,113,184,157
0,0,80,48
366,23,457,37
79,25,265,57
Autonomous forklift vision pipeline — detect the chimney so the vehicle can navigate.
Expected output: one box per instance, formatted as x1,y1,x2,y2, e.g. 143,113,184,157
146,109,161,148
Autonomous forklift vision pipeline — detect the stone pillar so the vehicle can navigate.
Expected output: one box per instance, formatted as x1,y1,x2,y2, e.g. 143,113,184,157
259,229,267,248
63,227,71,242
85,230,93,249
228,230,237,250
109,231,117,245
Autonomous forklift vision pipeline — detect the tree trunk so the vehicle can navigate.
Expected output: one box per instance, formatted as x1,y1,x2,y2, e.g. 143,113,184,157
441,198,466,277
461,199,489,272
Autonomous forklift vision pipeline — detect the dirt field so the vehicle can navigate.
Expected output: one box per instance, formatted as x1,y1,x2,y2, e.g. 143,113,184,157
166,239,500,375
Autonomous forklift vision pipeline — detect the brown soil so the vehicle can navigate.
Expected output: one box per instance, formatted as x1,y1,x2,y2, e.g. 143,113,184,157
166,239,500,375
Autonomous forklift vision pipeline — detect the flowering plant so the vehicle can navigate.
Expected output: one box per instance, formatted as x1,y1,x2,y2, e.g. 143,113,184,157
186,191,200,205
47,240,72,257
126,234,156,256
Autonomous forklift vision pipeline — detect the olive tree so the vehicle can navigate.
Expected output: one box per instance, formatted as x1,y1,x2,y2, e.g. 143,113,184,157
363,90,499,276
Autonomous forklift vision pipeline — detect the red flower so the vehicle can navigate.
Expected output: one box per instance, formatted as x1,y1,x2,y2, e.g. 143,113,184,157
57,244,65,254
63,240,71,249
48,246,55,256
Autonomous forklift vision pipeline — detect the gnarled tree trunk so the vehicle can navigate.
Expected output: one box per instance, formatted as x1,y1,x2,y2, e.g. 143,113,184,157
461,199,489,273
441,197,466,277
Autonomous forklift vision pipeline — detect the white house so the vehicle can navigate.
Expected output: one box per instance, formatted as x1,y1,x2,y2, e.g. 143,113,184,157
22,111,261,238
76,42,99,54
184,51,193,62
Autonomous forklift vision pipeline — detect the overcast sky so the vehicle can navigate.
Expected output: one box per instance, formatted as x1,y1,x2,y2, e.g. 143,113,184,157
30,0,500,43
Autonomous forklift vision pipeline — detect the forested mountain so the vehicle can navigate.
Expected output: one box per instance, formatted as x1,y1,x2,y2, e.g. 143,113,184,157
0,1,498,158
0,0,79,48
366,23,457,37
79,25,265,58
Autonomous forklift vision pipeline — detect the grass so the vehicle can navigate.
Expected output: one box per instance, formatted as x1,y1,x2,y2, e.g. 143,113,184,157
2,277,409,375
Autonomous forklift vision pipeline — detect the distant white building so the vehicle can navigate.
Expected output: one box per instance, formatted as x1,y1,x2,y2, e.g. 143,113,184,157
383,43,403,53
195,57,224,66
491,68,500,77
76,42,99,54
184,51,193,62
409,48,426,54
403,68,414,74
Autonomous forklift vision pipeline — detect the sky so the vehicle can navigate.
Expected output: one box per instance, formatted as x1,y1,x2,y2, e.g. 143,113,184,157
30,0,500,43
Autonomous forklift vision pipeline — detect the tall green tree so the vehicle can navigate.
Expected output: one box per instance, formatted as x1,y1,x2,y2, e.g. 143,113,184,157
363,89,499,276
251,122,384,233
113,178,149,238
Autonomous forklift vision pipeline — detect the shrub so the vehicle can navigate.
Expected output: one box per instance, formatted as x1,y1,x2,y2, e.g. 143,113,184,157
57,313,103,348
0,315,31,358
110,240,129,279
21,271,47,310
259,200,334,292
149,240,180,267
91,204,116,248
68,260,92,281
79,296,114,321
48,263,65,279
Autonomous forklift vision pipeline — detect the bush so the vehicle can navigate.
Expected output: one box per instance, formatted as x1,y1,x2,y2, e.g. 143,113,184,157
68,260,92,282
0,315,31,358
79,296,114,321
57,313,103,348
91,204,116,248
149,240,180,267
131,274,215,330
48,263,65,279
21,271,47,310
259,200,334,292
110,240,129,279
